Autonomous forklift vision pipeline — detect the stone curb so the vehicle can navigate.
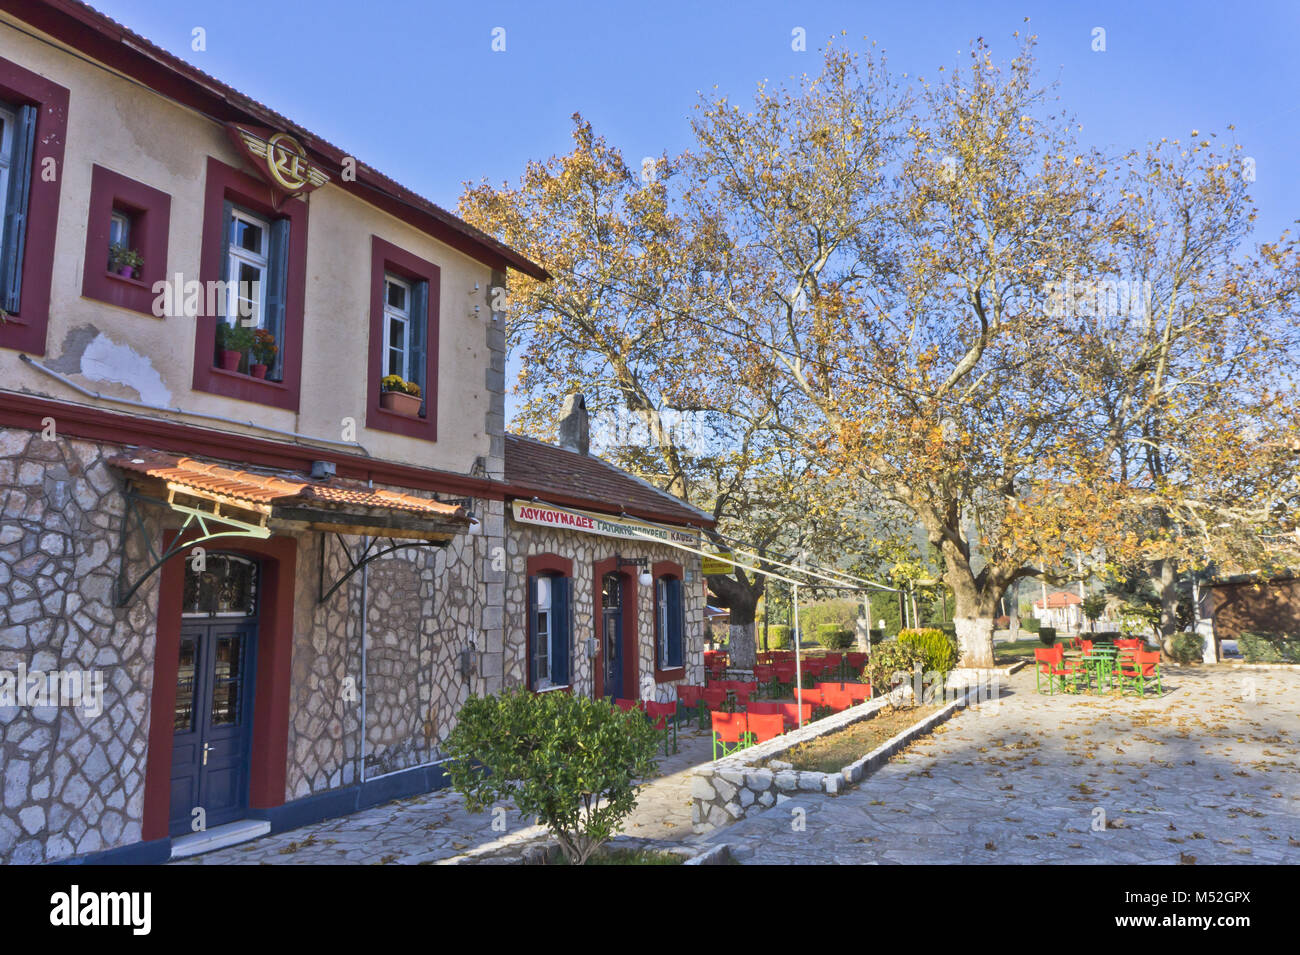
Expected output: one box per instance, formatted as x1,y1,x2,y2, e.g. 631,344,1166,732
682,843,732,865
838,692,967,786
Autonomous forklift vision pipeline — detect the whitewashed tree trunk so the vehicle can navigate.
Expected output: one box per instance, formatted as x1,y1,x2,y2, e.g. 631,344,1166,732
954,615,996,669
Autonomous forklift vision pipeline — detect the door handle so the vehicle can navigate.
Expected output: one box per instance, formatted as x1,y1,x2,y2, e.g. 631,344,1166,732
202,743,210,766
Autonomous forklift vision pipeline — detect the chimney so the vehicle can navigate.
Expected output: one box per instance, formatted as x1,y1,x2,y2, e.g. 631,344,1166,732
558,393,589,455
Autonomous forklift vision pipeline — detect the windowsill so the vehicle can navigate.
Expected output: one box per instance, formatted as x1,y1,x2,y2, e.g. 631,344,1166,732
367,402,436,441
209,365,288,390
104,269,150,289
654,667,686,684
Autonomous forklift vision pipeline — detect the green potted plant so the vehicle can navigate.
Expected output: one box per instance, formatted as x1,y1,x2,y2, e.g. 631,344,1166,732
108,243,143,280
250,328,278,379
216,321,254,373
380,374,422,415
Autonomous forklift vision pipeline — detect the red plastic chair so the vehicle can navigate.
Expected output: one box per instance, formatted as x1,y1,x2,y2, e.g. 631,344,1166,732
702,687,728,711
777,701,813,730
795,687,825,709
1119,650,1163,696
711,711,749,759
817,683,854,712
746,712,786,744
644,700,678,753
1034,646,1063,694
614,698,642,713
846,652,868,671
843,682,871,703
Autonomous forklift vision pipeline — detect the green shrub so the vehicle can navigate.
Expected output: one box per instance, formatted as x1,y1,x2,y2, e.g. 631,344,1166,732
1022,616,1041,634
897,627,959,674
864,640,925,696
1239,631,1300,664
816,624,853,650
444,688,660,865
1093,631,1120,643
868,627,885,645
1169,631,1204,664
1038,626,1057,647
767,625,791,649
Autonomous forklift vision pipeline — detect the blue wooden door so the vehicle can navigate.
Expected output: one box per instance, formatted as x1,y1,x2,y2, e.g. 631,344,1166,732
602,572,623,699
169,619,257,836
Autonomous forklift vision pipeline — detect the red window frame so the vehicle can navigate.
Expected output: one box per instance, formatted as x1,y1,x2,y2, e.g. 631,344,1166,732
191,157,307,411
525,553,573,691
653,560,686,682
0,57,69,356
366,236,440,441
81,165,171,316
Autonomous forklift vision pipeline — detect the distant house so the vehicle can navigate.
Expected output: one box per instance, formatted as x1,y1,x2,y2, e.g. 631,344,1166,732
1034,591,1084,632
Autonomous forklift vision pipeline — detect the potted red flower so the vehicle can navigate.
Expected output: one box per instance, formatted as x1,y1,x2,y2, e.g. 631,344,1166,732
380,374,422,415
250,328,278,379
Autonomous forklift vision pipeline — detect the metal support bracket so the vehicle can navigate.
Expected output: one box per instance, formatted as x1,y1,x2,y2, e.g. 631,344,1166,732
317,532,447,605
114,483,271,607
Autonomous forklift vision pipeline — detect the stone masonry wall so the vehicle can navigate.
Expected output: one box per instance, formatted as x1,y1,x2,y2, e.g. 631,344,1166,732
503,520,706,699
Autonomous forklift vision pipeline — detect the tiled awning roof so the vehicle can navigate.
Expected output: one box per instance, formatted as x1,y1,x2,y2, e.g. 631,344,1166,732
108,450,469,540
503,434,713,528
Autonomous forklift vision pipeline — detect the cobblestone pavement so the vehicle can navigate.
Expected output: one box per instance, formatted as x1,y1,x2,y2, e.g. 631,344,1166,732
178,666,1299,865
175,723,716,864
696,666,1300,864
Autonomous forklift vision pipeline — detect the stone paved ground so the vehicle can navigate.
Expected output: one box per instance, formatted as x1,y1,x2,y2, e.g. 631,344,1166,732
696,666,1300,864
176,721,715,864
178,666,1300,865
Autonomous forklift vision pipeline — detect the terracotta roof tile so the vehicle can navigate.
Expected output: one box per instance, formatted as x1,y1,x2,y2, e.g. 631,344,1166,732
108,450,465,520
503,434,712,527
1035,591,1083,609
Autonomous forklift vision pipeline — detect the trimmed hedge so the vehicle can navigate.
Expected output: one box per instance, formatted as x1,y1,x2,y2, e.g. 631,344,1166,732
1239,631,1300,664
1022,617,1041,634
767,625,792,650
1169,631,1204,664
816,624,854,650
1038,626,1057,647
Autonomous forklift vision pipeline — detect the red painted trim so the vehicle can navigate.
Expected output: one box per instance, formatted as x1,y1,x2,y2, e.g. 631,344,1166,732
526,553,573,577
0,0,546,281
366,237,440,441
652,560,685,682
0,393,505,499
592,556,638,700
524,553,573,692
80,164,172,316
0,55,69,356
142,532,296,840
191,157,307,411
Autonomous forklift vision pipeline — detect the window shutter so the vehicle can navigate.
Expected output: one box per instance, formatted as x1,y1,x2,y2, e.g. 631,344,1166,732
669,578,684,667
266,218,290,377
219,200,234,286
551,575,570,687
408,279,429,416
1,105,37,313
527,574,539,688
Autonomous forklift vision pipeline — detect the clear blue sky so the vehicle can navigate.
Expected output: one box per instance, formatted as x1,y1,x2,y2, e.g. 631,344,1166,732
94,0,1299,244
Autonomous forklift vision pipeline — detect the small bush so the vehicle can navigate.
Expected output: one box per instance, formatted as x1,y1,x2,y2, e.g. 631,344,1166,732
444,688,660,865
868,627,885,645
1169,631,1205,664
1038,626,1057,647
767,625,791,649
897,627,959,674
1022,617,1041,634
816,624,854,650
1093,631,1120,643
1239,631,1300,664
864,640,925,697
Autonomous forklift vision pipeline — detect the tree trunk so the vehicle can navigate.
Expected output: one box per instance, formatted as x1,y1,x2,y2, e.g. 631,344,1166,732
953,613,997,669
708,572,760,669
1155,558,1181,655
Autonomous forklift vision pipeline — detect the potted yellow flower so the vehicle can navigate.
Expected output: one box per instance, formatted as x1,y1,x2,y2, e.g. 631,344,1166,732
380,374,421,415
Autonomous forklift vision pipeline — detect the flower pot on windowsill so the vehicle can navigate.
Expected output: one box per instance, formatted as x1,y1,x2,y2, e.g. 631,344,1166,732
220,349,243,372
380,390,422,416
250,363,268,379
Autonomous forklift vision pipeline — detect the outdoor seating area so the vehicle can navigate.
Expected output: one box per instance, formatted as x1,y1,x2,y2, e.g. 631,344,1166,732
1033,638,1164,697
612,698,681,755
677,663,874,759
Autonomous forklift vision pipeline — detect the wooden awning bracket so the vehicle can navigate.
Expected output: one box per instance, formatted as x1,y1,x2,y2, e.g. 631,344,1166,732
114,483,271,607
317,532,448,605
